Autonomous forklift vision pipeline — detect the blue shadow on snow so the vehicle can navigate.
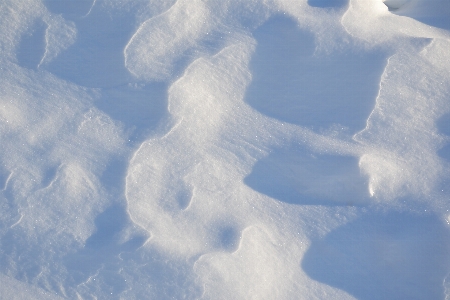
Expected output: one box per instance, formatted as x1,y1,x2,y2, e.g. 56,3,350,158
64,204,147,290
16,19,47,69
43,2,168,144
307,0,348,8
302,211,450,300
245,15,387,134
386,0,450,31
437,113,450,162
43,0,94,18
244,145,370,206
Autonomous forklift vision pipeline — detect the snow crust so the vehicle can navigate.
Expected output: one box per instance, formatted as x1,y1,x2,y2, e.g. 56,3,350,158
1,0,450,298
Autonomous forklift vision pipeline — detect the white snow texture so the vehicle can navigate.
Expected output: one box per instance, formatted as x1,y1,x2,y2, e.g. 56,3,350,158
1,0,450,299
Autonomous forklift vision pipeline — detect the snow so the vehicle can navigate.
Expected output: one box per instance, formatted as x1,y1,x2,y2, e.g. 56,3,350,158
0,0,449,299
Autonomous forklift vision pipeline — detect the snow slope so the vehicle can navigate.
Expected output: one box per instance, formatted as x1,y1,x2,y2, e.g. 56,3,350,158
0,0,449,299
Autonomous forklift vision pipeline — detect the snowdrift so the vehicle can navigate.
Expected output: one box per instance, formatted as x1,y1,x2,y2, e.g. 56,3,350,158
0,0,450,299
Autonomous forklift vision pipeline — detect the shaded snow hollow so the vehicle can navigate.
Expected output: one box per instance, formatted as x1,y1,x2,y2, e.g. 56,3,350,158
1,0,450,299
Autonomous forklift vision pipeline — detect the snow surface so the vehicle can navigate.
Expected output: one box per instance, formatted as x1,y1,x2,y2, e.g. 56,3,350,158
0,0,450,299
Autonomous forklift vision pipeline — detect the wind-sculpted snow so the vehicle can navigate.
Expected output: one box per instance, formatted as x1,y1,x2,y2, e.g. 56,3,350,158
1,0,450,298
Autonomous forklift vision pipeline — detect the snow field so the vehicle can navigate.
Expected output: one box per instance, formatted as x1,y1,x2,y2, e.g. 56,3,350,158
0,0,449,298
